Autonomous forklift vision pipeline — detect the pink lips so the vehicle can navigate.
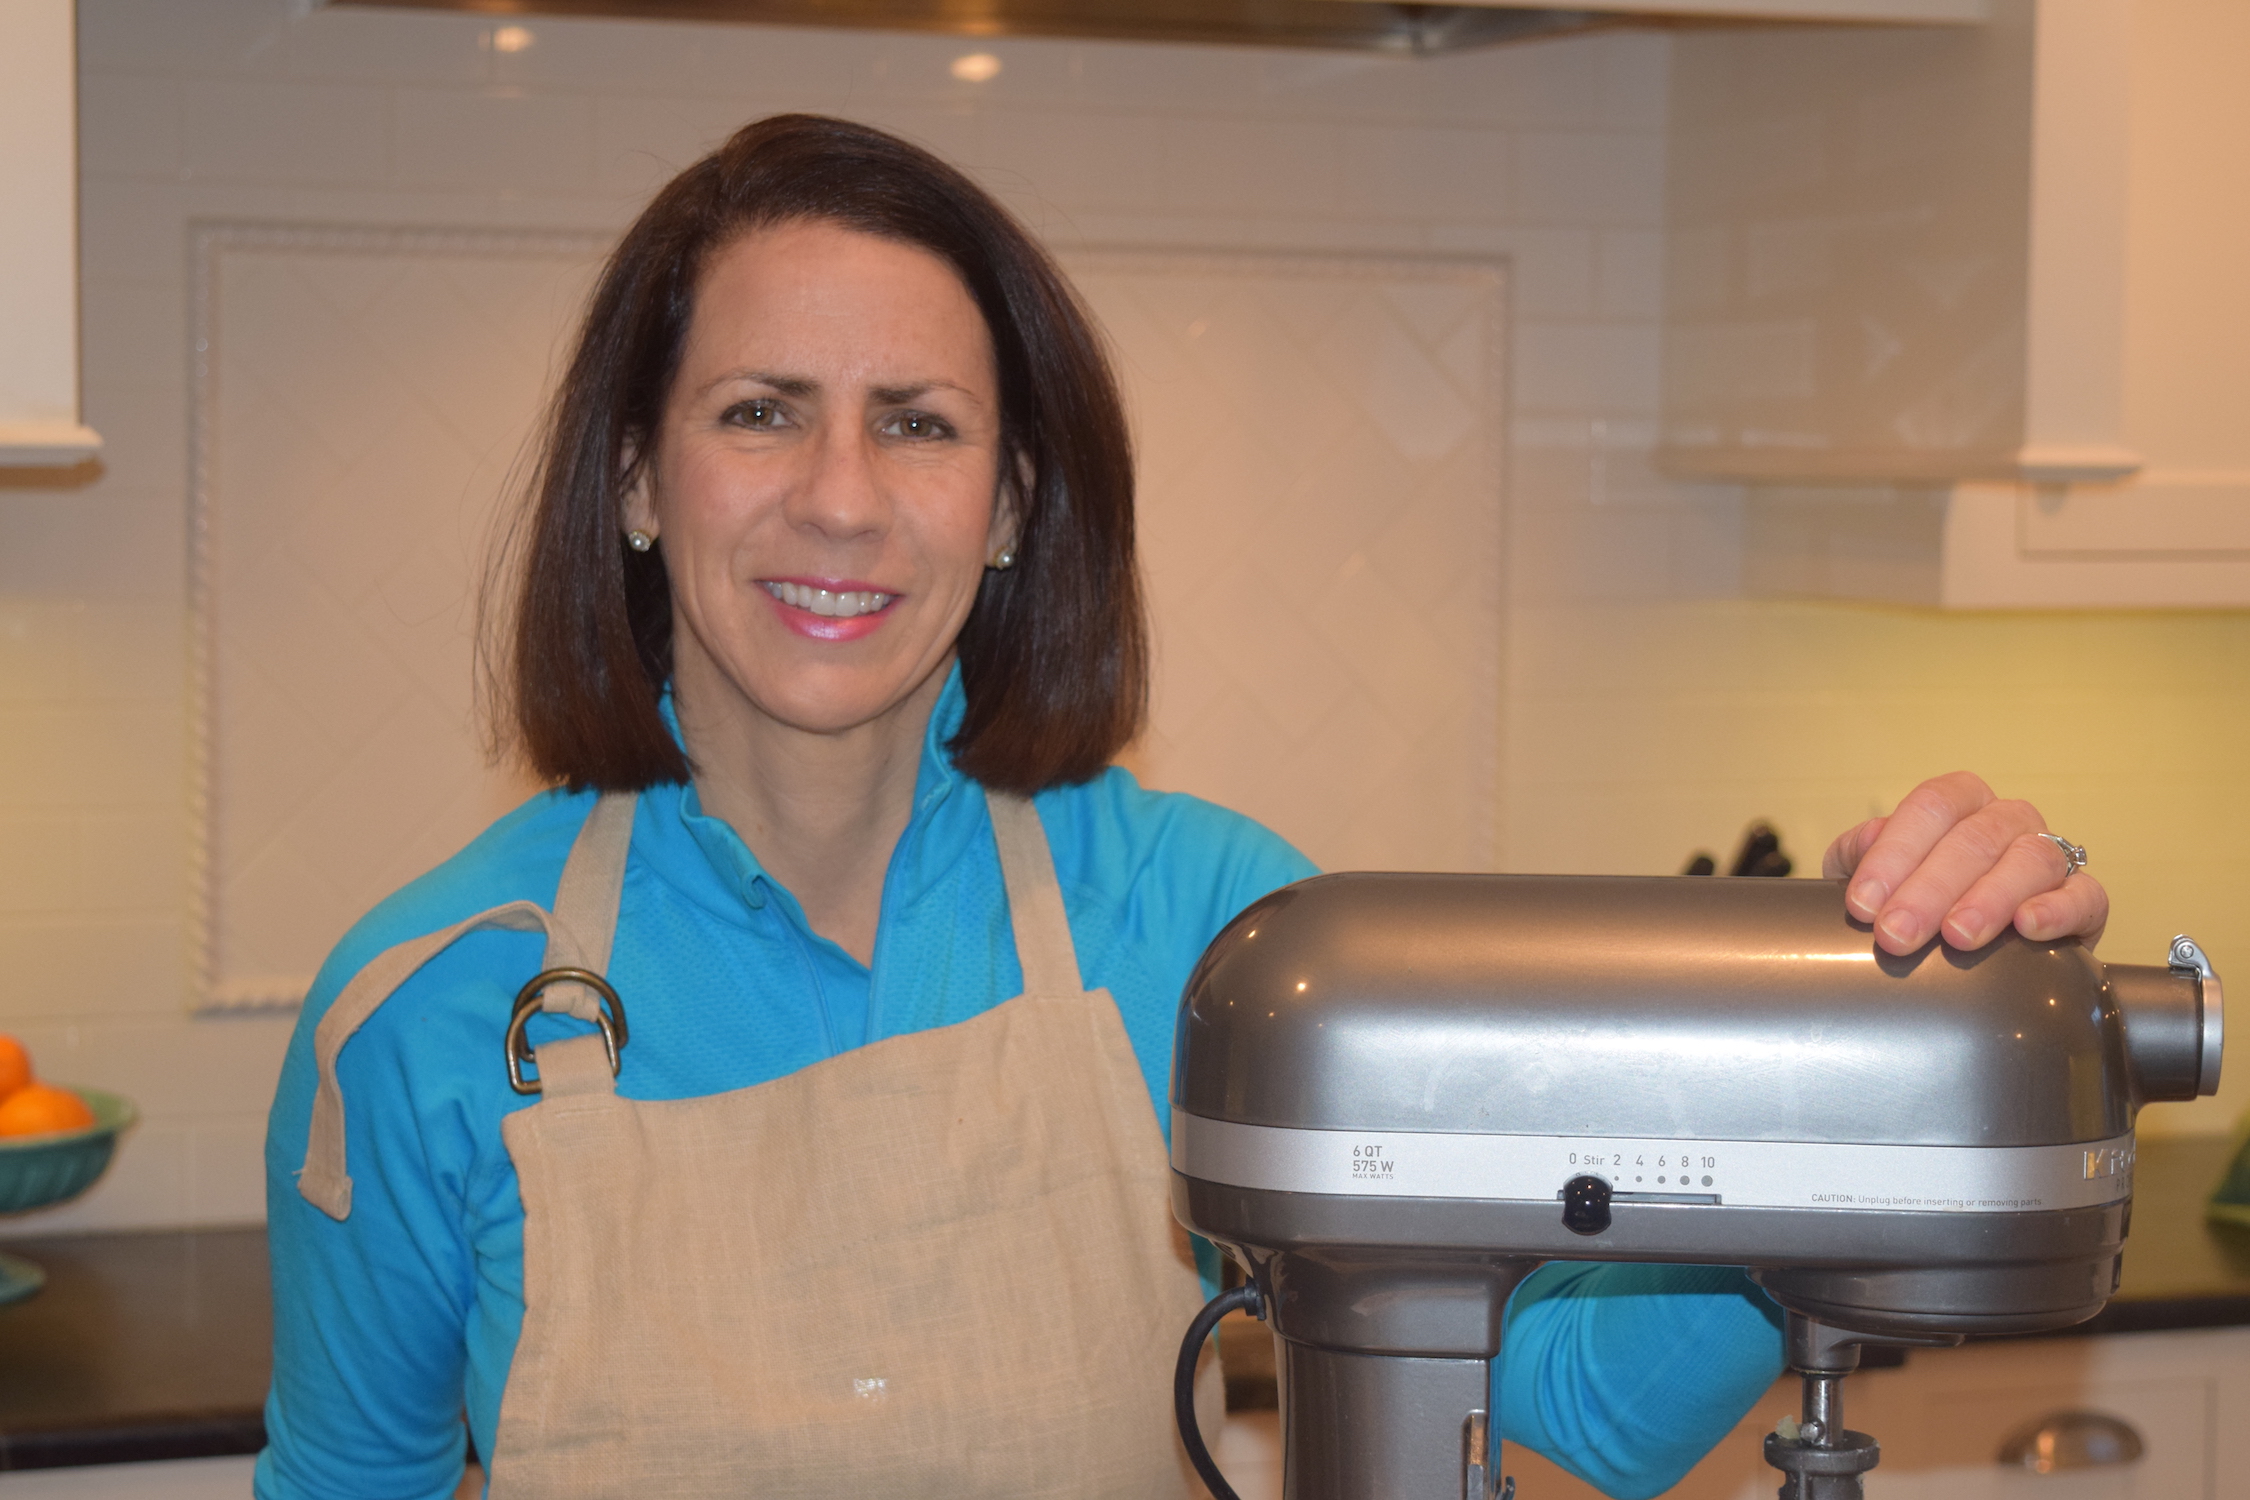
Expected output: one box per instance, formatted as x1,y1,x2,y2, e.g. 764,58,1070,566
760,577,899,643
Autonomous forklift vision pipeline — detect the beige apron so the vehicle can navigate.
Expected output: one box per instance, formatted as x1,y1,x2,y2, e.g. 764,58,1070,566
300,790,1214,1498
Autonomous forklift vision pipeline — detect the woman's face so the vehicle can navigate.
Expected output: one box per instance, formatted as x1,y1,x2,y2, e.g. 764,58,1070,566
628,220,1012,747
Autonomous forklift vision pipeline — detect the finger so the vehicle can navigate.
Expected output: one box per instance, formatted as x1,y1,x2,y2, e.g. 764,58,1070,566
1869,797,2046,954
1822,817,1886,881
1843,772,1996,922
1938,830,2081,949
2015,872,2109,949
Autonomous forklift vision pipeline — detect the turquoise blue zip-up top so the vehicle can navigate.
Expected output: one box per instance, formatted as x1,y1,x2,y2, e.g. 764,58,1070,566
258,672,1782,1500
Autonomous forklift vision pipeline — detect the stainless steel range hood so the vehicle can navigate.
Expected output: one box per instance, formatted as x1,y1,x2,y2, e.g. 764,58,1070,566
331,0,1989,55
329,0,1611,53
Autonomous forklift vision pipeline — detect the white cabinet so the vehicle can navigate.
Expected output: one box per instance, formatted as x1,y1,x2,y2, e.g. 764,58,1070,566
1662,0,2250,607
0,0,99,469
1496,1326,2250,1499
1448,0,1990,19
0,1455,256,1498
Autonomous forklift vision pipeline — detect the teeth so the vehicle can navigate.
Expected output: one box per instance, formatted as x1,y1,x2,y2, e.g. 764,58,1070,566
762,581,894,618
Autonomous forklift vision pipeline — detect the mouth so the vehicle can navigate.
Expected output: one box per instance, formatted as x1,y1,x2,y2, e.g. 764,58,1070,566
759,580,896,619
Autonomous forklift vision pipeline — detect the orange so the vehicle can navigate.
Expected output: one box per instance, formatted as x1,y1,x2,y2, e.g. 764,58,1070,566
0,1036,30,1102
0,1083,94,1138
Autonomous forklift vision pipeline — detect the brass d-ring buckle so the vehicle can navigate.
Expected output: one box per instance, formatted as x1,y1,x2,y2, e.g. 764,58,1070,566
506,967,628,1096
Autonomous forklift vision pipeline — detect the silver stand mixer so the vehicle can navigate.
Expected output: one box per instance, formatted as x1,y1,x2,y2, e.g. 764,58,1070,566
1166,874,2222,1500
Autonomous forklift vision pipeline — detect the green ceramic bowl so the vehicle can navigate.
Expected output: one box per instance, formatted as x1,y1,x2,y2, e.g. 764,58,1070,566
0,1088,136,1216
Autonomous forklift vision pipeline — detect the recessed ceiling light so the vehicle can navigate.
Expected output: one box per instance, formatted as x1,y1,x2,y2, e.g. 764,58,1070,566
950,52,1002,83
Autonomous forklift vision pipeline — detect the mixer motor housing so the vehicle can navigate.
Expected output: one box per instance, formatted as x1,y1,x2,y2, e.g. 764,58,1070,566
1168,874,2221,1500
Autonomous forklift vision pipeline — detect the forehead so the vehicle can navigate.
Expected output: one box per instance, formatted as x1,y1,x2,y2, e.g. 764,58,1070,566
679,220,996,385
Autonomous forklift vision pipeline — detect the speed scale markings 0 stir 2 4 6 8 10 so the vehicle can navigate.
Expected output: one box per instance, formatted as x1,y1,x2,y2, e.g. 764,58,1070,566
1172,1111,2135,1214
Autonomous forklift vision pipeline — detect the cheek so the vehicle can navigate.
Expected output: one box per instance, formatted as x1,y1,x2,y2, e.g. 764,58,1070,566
910,468,1005,579
660,462,776,565
946,509,1002,586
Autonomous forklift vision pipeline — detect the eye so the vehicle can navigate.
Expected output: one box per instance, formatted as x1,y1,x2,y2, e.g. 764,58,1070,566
881,410,955,441
723,398,788,430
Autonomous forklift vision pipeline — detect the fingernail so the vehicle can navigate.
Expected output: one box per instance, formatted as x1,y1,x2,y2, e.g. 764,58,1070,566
1878,910,1920,949
1848,879,1886,914
1943,911,1983,947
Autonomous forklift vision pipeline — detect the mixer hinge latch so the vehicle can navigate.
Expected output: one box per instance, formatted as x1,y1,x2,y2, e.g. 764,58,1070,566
2171,935,2214,979
1463,1408,1514,1500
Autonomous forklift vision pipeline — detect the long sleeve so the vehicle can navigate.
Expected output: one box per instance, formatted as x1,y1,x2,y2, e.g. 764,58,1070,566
256,945,498,1500
1497,1263,1785,1499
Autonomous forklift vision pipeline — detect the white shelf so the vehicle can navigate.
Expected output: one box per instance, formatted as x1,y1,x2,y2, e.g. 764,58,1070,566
0,0,93,471
0,420,102,469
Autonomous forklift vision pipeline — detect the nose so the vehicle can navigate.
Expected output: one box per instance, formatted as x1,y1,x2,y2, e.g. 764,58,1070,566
783,419,890,542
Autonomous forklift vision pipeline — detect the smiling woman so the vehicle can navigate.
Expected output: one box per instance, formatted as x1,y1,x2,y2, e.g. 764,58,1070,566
504,117,1144,807
256,114,2104,1500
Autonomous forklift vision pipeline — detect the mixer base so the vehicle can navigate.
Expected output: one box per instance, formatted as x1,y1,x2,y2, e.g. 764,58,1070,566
1764,1429,1879,1499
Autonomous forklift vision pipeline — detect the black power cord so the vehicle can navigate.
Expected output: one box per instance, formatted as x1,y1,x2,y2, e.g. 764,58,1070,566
1176,1282,1264,1500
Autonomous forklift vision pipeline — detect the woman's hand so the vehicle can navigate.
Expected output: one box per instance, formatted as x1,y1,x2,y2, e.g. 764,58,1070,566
1823,772,2108,956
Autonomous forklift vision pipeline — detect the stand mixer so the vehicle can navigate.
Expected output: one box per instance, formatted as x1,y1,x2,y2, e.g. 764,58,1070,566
1167,873,2222,1499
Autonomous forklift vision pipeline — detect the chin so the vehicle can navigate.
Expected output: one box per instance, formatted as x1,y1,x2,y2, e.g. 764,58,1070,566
749,674,928,738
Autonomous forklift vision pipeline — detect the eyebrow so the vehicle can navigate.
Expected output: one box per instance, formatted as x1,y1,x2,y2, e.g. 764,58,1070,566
697,369,982,407
701,369,814,399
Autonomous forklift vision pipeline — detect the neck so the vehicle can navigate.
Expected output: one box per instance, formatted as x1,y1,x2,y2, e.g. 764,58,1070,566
676,664,949,967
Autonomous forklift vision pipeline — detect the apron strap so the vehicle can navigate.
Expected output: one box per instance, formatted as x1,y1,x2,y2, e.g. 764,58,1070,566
297,793,640,1221
985,791,1086,999
546,792,636,980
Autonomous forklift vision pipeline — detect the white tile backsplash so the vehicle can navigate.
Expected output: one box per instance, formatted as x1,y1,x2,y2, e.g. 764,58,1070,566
1513,321,1664,414
589,93,769,196
74,71,186,179
974,110,1175,216
187,1110,274,1224
392,86,601,192
0,816,80,916
1333,124,1511,222
1,0,1699,1231
270,7,496,87
1513,130,1667,227
180,77,395,185
77,378,189,499
74,0,282,76
1157,117,1351,217
1595,228,1665,319
0,919,180,1021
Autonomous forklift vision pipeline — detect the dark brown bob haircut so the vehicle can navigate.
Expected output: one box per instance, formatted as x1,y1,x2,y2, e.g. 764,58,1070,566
502,113,1146,795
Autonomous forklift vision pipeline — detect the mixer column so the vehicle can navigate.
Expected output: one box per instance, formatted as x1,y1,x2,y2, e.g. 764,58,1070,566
1799,1368,1842,1446
1761,1315,1884,1500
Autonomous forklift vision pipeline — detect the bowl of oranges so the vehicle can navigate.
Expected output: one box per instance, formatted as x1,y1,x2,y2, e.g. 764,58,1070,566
0,1035,135,1218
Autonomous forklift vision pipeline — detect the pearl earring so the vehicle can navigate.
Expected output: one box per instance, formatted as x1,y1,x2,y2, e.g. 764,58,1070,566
626,529,654,553
989,543,1018,571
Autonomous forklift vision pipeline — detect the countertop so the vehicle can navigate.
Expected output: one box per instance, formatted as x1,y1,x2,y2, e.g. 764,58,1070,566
2071,1131,2250,1335
6,1138,2250,1469
0,1229,267,1470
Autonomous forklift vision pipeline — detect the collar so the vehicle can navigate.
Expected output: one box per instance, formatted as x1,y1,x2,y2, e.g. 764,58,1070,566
661,665,979,918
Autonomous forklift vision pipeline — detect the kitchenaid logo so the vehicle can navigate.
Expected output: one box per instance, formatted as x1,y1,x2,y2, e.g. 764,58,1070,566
2083,1144,2134,1180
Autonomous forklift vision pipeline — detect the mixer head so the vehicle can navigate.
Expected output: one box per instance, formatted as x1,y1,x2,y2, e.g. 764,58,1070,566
1167,873,2222,1500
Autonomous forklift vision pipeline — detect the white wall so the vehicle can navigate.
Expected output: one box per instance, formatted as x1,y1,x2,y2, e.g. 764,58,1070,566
0,0,1693,1231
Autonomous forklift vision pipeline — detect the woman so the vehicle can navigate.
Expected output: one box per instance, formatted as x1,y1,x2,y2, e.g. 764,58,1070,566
257,116,2107,1500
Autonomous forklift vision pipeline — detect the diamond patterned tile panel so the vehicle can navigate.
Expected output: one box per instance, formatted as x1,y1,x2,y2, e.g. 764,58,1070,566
194,228,605,1009
1066,252,1505,875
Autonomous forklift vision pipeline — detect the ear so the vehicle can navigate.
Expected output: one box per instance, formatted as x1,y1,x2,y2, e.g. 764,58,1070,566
620,443,658,538
988,449,1032,556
